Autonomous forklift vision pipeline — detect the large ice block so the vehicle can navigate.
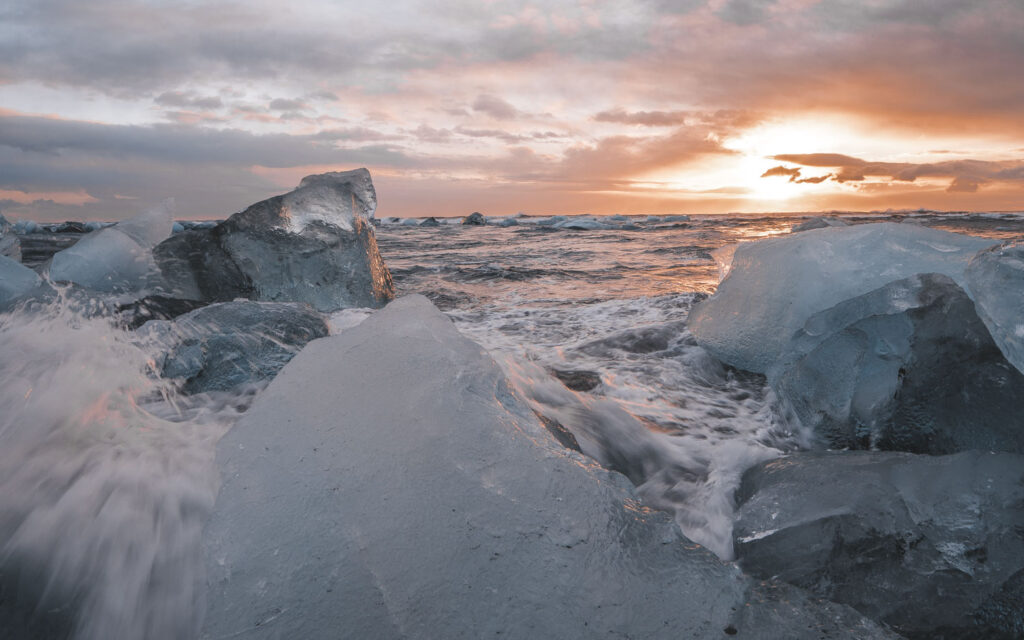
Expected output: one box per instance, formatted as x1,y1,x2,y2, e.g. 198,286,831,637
689,223,995,374
0,255,41,307
155,169,393,311
48,203,174,293
772,273,1024,454
967,241,1024,375
734,450,1024,638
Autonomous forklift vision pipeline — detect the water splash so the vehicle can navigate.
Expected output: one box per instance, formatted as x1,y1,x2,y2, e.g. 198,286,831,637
0,296,239,639
451,294,809,560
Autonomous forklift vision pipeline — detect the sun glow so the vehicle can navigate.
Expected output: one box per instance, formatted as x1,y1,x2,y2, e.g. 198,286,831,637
718,116,885,203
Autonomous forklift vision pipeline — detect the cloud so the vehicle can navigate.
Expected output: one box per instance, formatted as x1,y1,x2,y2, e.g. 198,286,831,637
760,165,800,179
311,127,403,142
947,177,980,193
593,108,689,126
471,94,521,120
154,91,223,110
760,164,833,184
0,113,413,167
772,152,1024,193
542,126,735,185
269,98,307,111
0,112,425,220
454,126,526,143
795,174,831,185
716,0,777,26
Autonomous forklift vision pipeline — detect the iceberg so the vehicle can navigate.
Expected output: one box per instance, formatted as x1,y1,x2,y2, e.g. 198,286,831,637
200,295,894,640
966,241,1024,375
734,450,1024,638
462,211,486,225
140,301,328,394
773,273,1024,454
689,222,995,374
48,203,174,293
156,169,393,312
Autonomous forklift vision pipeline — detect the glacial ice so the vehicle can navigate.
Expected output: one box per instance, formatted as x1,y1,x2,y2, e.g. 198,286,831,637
49,202,174,293
688,222,995,373
967,241,1024,375
155,169,394,312
200,295,895,640
734,450,1024,638
0,303,230,640
140,301,328,394
773,273,1024,454
0,255,42,307
0,212,20,261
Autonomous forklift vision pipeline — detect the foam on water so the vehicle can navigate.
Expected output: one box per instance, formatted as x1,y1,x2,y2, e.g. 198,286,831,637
449,295,806,559
0,294,242,639
379,212,1024,560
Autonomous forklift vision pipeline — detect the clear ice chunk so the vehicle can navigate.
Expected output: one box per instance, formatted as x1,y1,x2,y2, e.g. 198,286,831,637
734,450,1024,638
140,300,328,394
966,241,1024,375
771,273,1024,454
689,222,995,374
154,169,393,311
0,255,41,307
48,202,174,293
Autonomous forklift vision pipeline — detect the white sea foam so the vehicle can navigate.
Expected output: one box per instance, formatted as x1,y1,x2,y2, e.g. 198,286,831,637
450,294,807,560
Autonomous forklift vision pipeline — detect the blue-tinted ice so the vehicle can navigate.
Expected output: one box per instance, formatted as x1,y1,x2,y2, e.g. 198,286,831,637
689,222,995,374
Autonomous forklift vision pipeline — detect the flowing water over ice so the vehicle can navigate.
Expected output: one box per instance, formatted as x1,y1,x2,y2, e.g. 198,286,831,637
375,211,1024,559
0,293,251,639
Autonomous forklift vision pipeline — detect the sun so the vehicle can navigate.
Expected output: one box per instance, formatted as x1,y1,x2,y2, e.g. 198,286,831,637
721,116,866,202
633,116,880,206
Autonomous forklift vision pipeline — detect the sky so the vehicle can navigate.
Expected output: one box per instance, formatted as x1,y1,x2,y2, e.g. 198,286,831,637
1,0,1023,221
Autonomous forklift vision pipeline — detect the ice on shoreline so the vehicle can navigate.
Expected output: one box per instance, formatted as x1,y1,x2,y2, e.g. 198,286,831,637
200,295,895,639
689,222,995,374
967,241,1024,374
155,169,393,312
734,450,1024,638
48,202,174,293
